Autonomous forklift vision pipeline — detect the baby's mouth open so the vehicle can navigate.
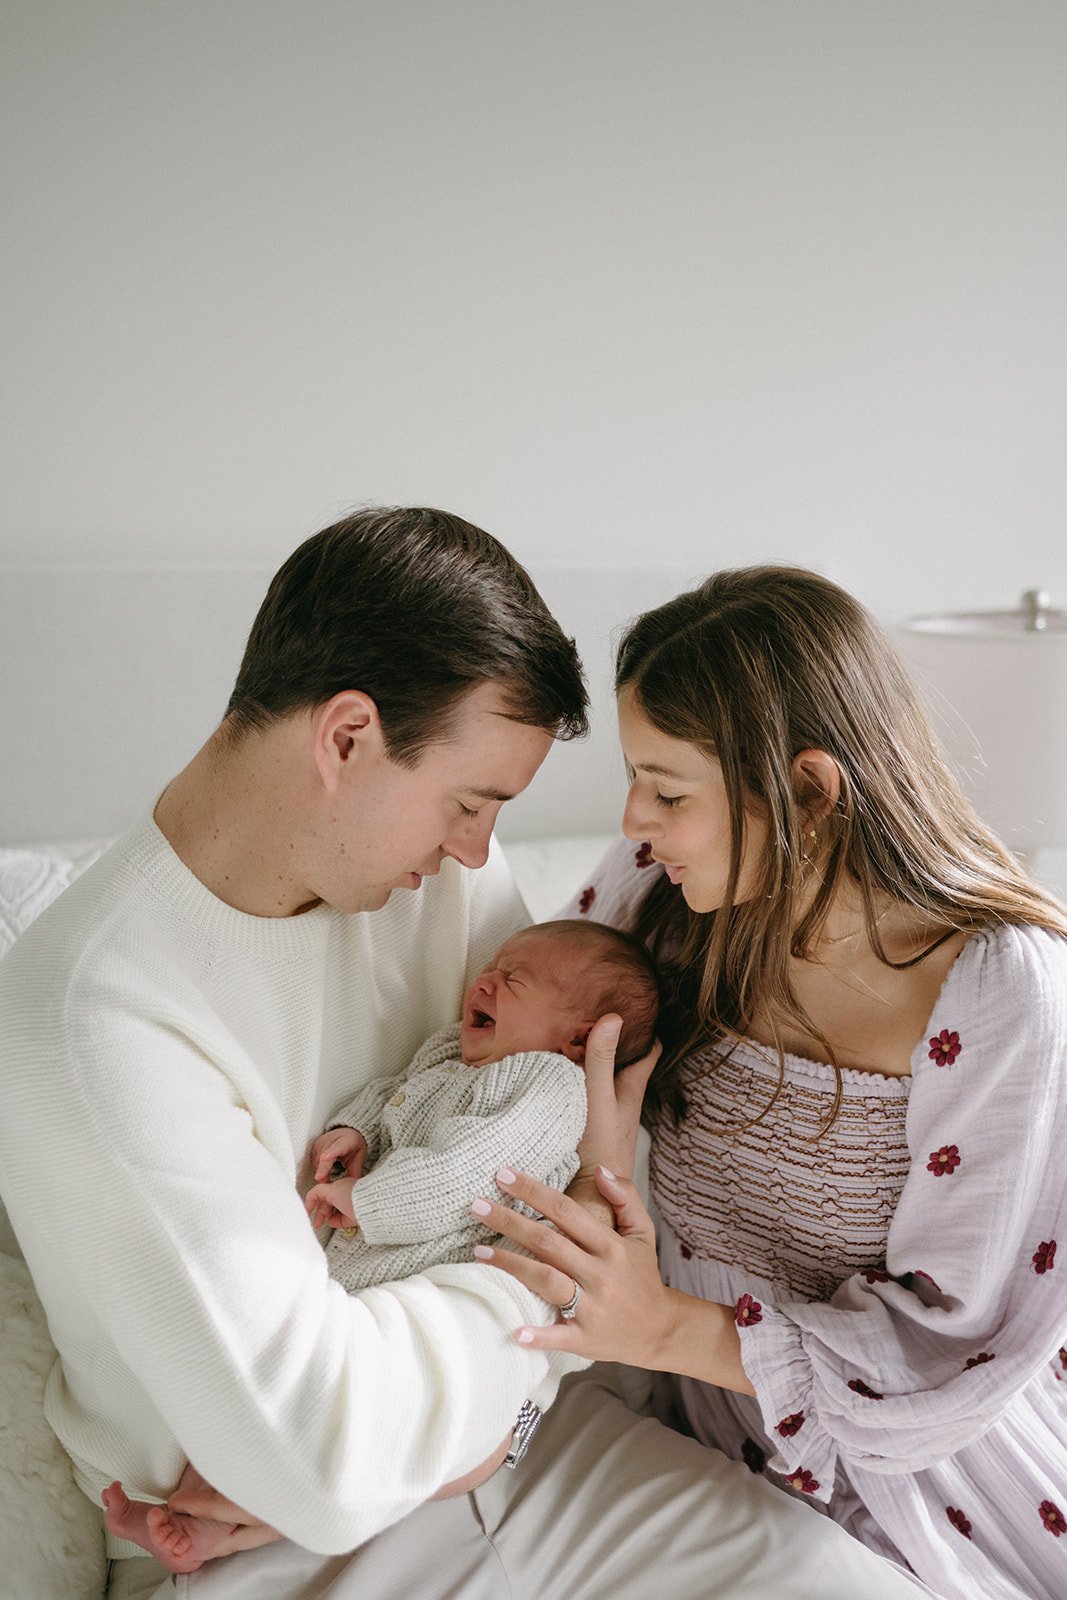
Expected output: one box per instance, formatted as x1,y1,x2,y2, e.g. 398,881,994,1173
468,1006,495,1030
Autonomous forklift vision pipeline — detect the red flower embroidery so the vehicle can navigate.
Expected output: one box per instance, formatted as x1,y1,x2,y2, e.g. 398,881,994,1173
634,841,654,868
848,1378,884,1400
862,1268,890,1284
741,1437,766,1474
927,1144,961,1176
734,1293,763,1327
1033,1240,1057,1274
1058,1347,1067,1369
679,1243,692,1260
1040,1500,1066,1536
784,1468,820,1494
928,1029,962,1066
578,886,596,914
946,1506,973,1540
775,1411,805,1437
964,1352,996,1371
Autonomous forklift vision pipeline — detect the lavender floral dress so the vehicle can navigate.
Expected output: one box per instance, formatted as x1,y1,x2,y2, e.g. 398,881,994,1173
559,836,1067,1600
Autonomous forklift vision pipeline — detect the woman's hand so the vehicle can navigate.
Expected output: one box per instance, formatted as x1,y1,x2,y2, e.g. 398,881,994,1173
576,1013,660,1181
471,1165,676,1368
471,1167,755,1394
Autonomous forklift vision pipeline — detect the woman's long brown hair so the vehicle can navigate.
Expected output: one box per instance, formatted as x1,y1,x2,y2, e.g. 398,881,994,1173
617,566,1067,1128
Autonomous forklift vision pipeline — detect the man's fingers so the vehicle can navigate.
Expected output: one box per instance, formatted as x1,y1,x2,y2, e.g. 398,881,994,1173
167,1486,252,1521
212,1522,284,1556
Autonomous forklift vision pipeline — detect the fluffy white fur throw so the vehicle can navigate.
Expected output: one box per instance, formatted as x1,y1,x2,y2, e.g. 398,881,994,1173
0,1248,107,1600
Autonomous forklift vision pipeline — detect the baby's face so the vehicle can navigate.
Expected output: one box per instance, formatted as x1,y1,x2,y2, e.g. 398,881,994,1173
460,927,588,1067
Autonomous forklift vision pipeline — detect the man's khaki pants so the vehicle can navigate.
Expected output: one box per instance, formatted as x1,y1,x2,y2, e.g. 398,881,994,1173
108,1368,932,1600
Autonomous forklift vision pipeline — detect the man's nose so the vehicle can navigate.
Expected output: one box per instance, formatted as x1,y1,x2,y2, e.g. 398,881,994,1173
444,809,497,870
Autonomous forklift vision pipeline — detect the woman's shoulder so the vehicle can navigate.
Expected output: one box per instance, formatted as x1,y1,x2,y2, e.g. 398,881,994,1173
933,921,1067,1051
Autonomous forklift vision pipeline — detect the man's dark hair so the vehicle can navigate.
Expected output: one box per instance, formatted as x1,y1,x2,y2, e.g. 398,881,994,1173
226,506,588,763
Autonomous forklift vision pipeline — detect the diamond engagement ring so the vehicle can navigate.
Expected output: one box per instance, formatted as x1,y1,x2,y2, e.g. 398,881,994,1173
558,1280,582,1320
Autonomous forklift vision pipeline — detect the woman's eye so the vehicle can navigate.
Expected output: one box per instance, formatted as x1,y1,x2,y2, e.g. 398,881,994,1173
458,803,480,819
655,792,683,809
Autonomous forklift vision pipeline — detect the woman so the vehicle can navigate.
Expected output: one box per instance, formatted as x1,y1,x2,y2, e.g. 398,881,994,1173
477,565,1067,1600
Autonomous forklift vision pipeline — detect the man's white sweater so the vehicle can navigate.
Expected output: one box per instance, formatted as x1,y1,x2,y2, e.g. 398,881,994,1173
0,816,582,1555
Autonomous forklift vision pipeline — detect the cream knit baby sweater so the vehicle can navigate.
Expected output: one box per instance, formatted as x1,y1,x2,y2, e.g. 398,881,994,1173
325,1023,586,1292
0,816,585,1556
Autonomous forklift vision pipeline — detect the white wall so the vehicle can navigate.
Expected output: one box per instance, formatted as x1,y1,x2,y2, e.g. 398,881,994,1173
2,1,1065,624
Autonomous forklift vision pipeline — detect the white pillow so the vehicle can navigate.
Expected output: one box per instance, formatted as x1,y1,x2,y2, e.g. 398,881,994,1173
0,839,110,959
502,832,615,922
0,840,111,1255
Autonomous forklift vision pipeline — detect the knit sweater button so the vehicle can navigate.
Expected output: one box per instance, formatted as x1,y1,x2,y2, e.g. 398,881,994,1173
390,1091,406,1105
339,1227,357,1239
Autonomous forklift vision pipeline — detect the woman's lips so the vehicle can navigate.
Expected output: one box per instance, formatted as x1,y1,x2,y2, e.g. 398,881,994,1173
662,862,685,884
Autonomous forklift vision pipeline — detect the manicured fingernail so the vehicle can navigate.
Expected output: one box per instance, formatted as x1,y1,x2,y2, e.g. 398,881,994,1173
496,1167,517,1185
473,1244,494,1259
516,1328,535,1344
470,1197,492,1217
599,1165,618,1182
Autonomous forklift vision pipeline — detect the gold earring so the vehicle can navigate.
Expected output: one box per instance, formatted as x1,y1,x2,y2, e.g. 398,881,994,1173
801,827,818,863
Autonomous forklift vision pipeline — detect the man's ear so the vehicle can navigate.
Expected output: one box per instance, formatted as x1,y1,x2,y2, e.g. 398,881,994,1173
560,1025,592,1065
791,748,842,825
311,691,383,793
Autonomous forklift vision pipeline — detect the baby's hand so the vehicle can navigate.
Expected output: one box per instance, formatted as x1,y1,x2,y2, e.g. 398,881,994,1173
309,1126,367,1183
306,1175,358,1231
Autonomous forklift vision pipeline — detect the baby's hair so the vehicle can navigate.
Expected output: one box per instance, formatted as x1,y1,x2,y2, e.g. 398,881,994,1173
535,919,660,1066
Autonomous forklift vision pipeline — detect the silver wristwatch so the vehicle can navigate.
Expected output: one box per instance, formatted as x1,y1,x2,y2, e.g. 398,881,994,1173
502,1399,543,1468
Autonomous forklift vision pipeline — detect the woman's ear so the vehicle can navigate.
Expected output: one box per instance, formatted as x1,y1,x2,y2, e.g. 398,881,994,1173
791,748,842,825
311,691,383,792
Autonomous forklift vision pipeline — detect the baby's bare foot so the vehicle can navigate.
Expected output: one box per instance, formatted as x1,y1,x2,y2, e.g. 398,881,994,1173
103,1482,230,1573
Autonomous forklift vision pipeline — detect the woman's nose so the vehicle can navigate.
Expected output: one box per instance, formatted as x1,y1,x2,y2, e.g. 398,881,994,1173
621,784,654,840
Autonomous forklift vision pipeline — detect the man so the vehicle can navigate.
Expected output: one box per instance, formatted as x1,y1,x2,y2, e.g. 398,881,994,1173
0,507,932,1600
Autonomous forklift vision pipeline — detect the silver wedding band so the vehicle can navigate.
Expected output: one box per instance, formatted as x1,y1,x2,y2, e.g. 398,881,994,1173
559,1280,582,1320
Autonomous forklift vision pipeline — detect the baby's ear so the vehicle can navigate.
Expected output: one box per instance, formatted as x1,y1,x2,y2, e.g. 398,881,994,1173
560,1026,592,1065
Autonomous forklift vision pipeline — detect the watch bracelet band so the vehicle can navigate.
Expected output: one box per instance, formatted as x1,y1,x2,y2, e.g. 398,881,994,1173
502,1398,543,1468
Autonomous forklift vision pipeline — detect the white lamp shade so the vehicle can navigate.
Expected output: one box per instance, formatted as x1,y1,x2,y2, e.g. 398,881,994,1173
897,605,1067,856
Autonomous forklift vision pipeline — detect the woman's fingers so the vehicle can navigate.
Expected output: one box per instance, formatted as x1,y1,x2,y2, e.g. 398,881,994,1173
616,1037,661,1107
476,1168,616,1254
593,1165,657,1243
474,1166,673,1366
473,1239,581,1310
583,1012,623,1086
577,1016,660,1179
